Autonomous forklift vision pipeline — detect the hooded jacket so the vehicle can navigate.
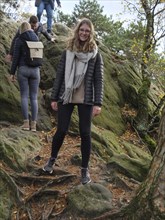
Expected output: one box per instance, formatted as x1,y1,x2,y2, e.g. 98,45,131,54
11,30,39,75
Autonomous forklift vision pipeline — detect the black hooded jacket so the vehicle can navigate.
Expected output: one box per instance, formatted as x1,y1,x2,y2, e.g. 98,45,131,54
11,30,39,75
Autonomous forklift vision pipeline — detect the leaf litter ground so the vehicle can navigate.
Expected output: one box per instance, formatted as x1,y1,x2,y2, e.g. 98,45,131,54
5,123,144,219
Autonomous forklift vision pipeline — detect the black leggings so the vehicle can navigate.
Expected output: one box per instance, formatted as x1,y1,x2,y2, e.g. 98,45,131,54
51,103,93,168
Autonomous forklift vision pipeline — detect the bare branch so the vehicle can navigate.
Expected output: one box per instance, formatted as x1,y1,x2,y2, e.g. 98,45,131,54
154,7,165,17
124,0,145,16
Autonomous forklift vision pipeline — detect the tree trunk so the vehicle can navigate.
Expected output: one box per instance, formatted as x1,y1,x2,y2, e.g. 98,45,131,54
94,106,165,220
148,95,165,132
135,75,151,133
135,0,154,132
127,105,165,219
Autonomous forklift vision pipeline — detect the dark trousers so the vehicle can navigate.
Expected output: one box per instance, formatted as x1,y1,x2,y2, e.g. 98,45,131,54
51,103,93,168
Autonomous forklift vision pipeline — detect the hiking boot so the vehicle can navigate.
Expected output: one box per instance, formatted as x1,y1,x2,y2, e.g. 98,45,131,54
47,29,53,35
43,157,56,174
81,168,91,185
21,120,30,131
31,121,37,132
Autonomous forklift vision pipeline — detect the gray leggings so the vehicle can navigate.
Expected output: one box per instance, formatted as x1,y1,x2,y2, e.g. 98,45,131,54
17,66,40,121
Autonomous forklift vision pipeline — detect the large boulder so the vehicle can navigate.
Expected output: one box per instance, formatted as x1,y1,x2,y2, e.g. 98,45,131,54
66,183,113,218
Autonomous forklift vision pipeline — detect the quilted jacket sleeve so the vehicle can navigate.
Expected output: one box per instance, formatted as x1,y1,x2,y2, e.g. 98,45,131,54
9,29,20,56
37,23,51,41
56,0,61,6
51,50,66,101
93,52,104,106
10,38,22,75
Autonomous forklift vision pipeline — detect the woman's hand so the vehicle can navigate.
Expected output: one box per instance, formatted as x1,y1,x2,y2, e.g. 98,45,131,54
5,54,12,63
92,106,101,117
51,101,58,111
9,75,16,82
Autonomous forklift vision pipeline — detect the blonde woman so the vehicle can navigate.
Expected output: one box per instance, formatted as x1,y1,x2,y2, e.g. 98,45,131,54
43,18,104,184
10,22,40,132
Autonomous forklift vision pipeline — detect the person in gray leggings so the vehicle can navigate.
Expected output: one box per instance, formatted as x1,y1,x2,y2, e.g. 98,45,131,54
17,66,40,131
10,22,40,131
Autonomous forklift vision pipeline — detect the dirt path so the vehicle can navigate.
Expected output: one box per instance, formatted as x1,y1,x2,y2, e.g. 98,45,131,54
0,125,140,219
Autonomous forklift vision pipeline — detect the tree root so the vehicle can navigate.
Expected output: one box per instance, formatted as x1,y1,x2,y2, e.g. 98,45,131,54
24,179,55,204
0,168,24,204
16,205,33,220
93,207,127,220
11,172,77,185
1,163,78,219
42,204,56,219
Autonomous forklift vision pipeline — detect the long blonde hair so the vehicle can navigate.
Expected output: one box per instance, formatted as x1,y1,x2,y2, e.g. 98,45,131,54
20,22,31,34
67,18,97,52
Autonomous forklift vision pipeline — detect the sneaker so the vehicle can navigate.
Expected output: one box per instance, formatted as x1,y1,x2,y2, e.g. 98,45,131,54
81,168,91,185
43,158,56,174
47,29,53,35
31,121,37,132
21,120,30,131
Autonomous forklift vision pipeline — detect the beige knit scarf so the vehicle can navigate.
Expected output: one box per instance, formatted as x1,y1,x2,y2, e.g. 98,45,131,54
62,48,98,104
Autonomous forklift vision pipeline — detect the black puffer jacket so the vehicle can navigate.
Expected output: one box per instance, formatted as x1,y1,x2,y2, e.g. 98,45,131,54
10,30,39,75
51,50,104,106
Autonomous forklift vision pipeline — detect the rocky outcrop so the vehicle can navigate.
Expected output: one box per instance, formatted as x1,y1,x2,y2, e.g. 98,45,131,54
0,14,163,219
